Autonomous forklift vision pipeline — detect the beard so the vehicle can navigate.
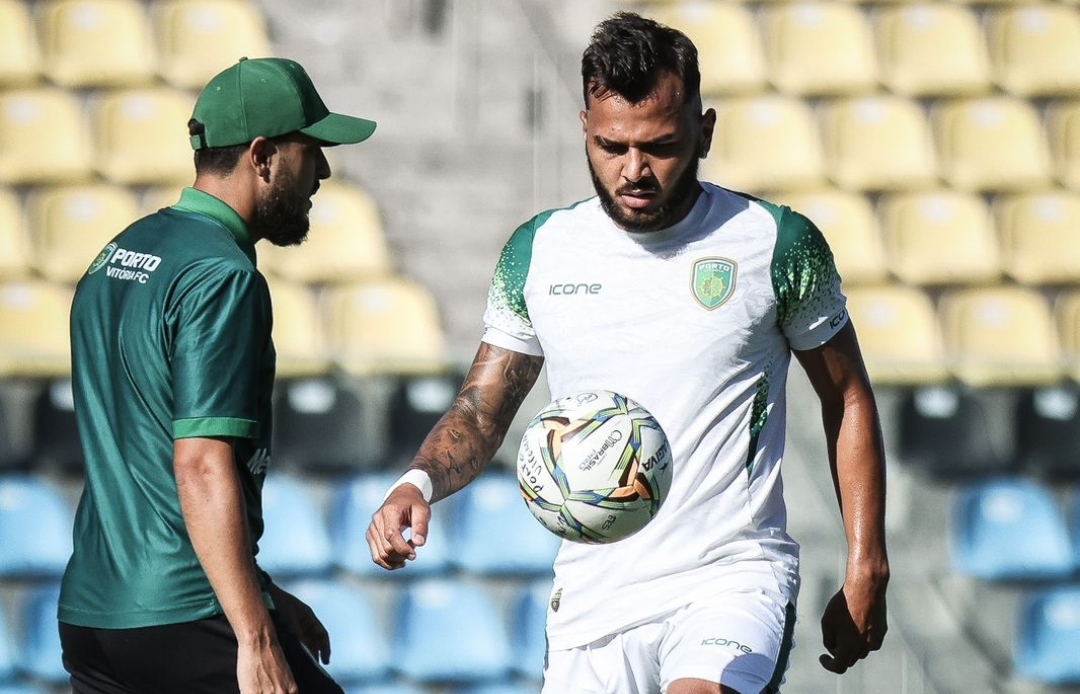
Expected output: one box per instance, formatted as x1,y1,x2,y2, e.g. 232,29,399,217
254,168,312,247
589,153,702,233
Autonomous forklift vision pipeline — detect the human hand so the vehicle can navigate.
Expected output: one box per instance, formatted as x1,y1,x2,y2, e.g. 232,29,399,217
819,578,888,674
366,483,431,570
236,637,297,694
268,585,331,664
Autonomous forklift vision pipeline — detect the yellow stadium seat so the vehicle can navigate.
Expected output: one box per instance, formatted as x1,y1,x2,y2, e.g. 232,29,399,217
90,87,195,186
152,0,271,89
930,96,1053,192
878,190,1001,286
324,278,447,377
0,0,41,85
26,184,140,284
1054,290,1080,382
846,284,948,385
994,190,1080,285
939,285,1061,387
1045,100,1080,190
259,182,393,284
0,188,32,281
770,189,888,286
139,185,186,216
0,88,93,185
985,5,1080,97
39,0,156,88
872,3,991,97
762,2,878,96
265,279,331,379
651,2,766,96
0,280,73,378
819,95,938,192
703,95,825,193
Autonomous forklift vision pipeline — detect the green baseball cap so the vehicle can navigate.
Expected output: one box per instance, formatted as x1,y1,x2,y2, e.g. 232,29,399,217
189,57,377,150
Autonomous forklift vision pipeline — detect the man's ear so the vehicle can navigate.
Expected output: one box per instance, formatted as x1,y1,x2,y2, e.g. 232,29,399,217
248,136,274,181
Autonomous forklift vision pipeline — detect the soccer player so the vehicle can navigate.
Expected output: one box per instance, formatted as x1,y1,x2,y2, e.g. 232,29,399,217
368,11,889,694
59,57,376,694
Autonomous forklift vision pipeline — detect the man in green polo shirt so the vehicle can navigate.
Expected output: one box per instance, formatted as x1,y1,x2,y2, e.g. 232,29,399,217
59,57,376,694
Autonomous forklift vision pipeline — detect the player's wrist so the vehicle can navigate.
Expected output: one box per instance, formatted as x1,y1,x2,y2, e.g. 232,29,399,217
384,469,433,503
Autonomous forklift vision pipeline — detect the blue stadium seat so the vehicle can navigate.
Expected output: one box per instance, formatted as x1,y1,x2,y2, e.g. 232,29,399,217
457,684,538,694
256,475,332,579
391,578,513,684
0,683,51,694
329,473,452,578
0,601,16,682
447,472,560,576
0,475,73,579
284,579,391,685
511,579,550,682
1014,587,1080,685
18,583,66,683
949,478,1074,581
343,683,427,694
1069,490,1080,572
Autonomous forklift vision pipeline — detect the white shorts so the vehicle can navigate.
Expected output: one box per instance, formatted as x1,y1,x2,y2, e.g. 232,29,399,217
541,586,796,694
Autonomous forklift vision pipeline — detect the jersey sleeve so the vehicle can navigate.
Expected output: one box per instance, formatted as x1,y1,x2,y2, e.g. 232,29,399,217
167,263,271,439
481,215,544,357
772,206,848,352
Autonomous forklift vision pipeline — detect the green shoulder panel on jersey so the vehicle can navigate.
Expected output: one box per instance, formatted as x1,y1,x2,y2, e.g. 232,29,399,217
489,208,558,321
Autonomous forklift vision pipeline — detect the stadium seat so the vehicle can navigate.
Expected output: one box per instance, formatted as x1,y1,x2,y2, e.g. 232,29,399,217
139,185,185,216
152,0,272,89
256,474,333,579
1045,99,1080,190
1014,587,1080,685
17,583,67,683
271,377,379,473
284,579,392,685
29,378,83,474
90,87,195,185
328,472,453,578
949,478,1073,581
877,190,1001,286
938,286,1061,387
819,95,938,192
25,184,140,284
1014,385,1080,481
259,182,394,284
0,188,31,281
985,5,1080,97
703,95,825,193
447,472,561,576
0,88,93,184
897,385,1018,478
323,278,448,377
0,684,51,694
761,2,878,96
994,190,1080,286
1055,289,1080,383
458,685,537,694
391,578,513,684
770,189,887,286
511,579,551,682
844,285,949,386
0,475,75,579
343,683,426,694
39,0,156,88
265,280,331,379
0,280,73,378
872,2,991,97
930,96,1053,192
0,599,16,682
0,0,40,85
649,2,766,96
386,370,464,462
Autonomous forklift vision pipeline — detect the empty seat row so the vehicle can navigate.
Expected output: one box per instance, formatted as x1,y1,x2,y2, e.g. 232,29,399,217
702,94,1080,193
648,1,1080,97
0,0,270,89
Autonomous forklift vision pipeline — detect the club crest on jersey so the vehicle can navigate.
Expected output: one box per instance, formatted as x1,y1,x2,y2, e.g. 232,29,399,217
691,257,737,310
87,242,117,275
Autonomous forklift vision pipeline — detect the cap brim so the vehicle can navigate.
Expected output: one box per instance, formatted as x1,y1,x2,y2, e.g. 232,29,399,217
301,112,377,146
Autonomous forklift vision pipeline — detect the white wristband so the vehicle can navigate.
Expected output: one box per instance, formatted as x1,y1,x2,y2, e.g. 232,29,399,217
383,469,433,503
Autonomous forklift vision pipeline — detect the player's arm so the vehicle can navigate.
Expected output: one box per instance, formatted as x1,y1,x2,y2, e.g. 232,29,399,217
794,321,890,674
367,341,544,570
175,436,297,694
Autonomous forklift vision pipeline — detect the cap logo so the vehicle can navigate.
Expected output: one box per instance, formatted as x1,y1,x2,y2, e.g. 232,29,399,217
691,257,737,310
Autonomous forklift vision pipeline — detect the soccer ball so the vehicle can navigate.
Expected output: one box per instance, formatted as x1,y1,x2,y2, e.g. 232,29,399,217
516,389,673,544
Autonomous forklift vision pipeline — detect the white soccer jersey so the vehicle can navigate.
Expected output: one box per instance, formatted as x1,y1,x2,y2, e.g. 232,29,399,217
482,183,848,650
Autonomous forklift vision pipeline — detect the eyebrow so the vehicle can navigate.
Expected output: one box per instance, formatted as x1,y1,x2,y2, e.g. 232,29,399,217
593,134,681,148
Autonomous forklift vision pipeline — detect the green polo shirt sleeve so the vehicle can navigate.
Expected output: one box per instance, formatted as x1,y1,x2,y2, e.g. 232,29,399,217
168,262,272,439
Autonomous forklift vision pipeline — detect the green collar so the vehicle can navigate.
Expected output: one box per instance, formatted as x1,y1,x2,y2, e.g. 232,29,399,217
171,188,257,265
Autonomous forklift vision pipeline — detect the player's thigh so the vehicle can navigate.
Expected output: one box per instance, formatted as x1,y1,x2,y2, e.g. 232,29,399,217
60,622,132,694
660,588,796,694
542,629,663,694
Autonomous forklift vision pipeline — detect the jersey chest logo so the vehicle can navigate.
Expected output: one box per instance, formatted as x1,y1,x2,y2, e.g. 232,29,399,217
691,257,737,310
